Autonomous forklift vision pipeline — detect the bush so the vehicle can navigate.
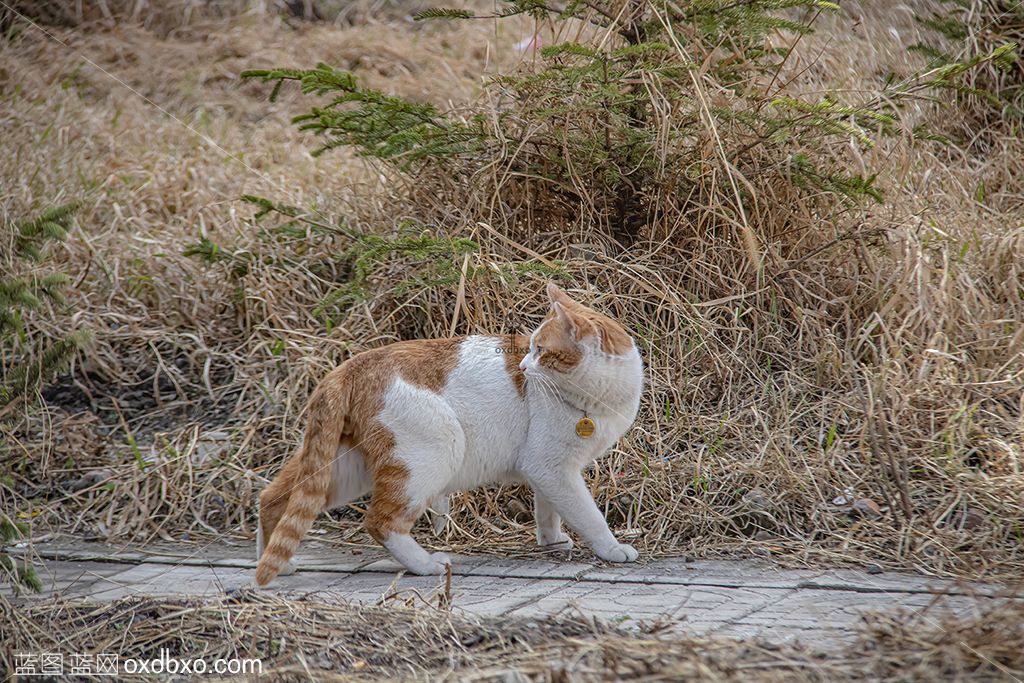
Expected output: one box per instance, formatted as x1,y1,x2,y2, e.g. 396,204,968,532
0,509,40,593
245,1,893,253
240,0,1008,311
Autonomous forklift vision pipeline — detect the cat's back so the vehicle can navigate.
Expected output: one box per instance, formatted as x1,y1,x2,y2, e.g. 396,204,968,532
339,334,529,429
338,334,529,489
340,334,525,396
439,333,528,413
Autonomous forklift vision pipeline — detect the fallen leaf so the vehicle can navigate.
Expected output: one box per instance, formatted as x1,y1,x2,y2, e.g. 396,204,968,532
851,498,882,520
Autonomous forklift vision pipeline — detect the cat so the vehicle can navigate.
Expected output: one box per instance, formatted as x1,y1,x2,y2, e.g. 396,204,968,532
255,283,643,586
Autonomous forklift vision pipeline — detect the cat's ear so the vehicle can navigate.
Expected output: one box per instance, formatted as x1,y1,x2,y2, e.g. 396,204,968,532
546,282,572,306
549,283,586,341
552,301,582,341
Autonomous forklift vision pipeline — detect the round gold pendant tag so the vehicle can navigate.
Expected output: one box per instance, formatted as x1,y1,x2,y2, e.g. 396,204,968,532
575,417,596,438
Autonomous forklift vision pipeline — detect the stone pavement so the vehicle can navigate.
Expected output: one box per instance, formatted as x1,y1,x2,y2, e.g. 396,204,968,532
6,539,1016,650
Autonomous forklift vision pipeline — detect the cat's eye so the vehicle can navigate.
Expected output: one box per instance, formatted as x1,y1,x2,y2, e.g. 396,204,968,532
534,345,543,355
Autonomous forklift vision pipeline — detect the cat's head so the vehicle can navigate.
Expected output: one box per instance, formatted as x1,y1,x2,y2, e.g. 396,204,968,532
519,283,637,382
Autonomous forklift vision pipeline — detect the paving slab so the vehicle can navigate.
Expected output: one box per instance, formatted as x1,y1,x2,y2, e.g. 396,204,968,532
583,558,826,589
24,560,126,597
5,540,1019,651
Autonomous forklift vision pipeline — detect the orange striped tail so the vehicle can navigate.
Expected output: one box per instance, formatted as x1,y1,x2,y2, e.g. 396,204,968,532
255,389,343,586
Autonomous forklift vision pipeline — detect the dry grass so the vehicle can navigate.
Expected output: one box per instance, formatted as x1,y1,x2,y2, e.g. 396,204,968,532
1,0,359,34
2,590,1023,681
857,597,1024,682
0,0,1022,583
909,0,1024,134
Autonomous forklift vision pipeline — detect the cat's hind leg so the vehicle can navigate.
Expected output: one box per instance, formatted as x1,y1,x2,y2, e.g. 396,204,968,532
365,478,451,575
258,443,370,576
325,443,372,510
366,381,464,575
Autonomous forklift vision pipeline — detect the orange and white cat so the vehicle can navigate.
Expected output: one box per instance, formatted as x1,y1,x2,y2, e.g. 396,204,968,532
255,283,643,585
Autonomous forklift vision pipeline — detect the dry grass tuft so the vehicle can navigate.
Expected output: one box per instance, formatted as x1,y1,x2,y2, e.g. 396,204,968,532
2,0,261,35
0,0,1021,582
857,596,1024,681
3,591,1023,681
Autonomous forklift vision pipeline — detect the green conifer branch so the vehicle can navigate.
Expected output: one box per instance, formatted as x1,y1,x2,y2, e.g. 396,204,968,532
2,202,87,409
1,331,90,407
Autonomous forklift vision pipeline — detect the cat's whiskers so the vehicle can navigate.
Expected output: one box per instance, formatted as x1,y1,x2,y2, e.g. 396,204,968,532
529,372,570,412
524,370,558,404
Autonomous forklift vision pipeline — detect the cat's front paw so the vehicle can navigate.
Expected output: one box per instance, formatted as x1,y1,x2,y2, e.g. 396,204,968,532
596,542,638,563
407,552,452,576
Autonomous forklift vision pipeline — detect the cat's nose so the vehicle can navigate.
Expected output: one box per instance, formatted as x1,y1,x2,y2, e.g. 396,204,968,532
518,358,528,371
